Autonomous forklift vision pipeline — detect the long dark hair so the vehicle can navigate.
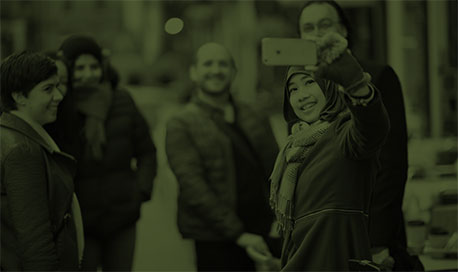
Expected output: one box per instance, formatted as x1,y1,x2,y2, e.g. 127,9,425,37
42,50,80,156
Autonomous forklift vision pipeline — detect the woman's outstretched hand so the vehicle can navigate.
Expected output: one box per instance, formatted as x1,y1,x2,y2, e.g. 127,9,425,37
315,49,365,91
304,33,367,94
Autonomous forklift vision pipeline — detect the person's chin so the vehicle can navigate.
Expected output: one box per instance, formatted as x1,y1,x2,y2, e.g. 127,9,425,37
74,80,99,88
201,87,228,96
301,113,320,124
45,112,57,124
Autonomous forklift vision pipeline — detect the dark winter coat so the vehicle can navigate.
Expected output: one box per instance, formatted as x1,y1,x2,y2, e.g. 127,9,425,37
165,97,278,241
281,91,390,271
75,88,157,238
362,63,423,271
362,63,408,243
1,113,79,271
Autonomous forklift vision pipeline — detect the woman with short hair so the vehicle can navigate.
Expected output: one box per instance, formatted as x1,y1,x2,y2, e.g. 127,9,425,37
1,51,83,271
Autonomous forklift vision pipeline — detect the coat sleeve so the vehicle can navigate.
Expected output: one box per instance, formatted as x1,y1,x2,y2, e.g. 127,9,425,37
3,144,59,271
339,85,391,160
369,66,409,247
165,117,245,240
127,93,157,202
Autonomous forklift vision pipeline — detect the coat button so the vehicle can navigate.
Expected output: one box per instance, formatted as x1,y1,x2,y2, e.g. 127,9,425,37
64,213,72,221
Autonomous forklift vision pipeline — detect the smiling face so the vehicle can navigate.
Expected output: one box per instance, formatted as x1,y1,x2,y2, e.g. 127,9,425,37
72,54,102,88
190,43,235,96
299,3,347,40
55,60,68,96
288,74,326,124
13,74,63,125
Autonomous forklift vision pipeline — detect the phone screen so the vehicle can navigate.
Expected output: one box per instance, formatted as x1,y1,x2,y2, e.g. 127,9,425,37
262,38,317,66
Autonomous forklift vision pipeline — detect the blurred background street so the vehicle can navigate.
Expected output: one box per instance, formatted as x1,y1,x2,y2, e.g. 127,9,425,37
2,1,457,270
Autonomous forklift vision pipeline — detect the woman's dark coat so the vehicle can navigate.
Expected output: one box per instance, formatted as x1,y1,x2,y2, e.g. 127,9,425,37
1,113,79,271
74,89,156,238
281,91,390,271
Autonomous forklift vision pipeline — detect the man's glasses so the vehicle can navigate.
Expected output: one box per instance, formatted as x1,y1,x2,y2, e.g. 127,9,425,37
301,19,338,33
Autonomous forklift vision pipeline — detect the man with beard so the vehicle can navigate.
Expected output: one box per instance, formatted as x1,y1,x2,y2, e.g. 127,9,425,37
165,42,279,271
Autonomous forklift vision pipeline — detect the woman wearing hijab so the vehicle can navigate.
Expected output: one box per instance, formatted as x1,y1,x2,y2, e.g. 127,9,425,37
57,35,157,271
269,33,390,271
1,51,84,271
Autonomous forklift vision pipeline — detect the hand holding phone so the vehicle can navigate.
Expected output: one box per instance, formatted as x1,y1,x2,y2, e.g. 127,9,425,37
262,38,317,66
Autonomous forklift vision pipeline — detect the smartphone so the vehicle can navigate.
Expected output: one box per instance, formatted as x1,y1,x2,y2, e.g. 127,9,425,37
262,38,317,66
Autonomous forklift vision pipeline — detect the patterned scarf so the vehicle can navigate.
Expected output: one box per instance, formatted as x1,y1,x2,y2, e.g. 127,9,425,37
269,119,331,236
73,82,112,161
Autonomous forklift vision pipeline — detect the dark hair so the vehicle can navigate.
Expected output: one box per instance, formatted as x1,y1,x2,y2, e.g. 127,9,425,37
42,50,78,149
59,34,106,86
106,62,120,89
44,49,71,90
298,0,353,49
1,51,57,112
59,35,102,63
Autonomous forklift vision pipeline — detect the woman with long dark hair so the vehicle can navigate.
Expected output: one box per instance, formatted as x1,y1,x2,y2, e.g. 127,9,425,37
56,35,157,271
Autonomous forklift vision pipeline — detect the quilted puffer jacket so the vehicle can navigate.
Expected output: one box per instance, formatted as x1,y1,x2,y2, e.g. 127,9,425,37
166,97,278,241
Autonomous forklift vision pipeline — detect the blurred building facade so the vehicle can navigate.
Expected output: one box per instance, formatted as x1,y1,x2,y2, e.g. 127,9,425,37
1,0,456,137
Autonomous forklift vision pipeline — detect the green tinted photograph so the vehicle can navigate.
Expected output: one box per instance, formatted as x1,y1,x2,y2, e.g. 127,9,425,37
1,1,456,271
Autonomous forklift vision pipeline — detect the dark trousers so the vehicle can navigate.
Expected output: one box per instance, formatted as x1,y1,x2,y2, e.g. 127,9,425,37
81,224,136,271
195,240,256,271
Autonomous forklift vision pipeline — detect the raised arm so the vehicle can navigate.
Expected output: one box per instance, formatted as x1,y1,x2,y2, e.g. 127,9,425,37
340,84,391,159
313,33,390,159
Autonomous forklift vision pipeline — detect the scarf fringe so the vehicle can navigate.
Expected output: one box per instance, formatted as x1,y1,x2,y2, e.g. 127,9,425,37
269,120,332,236
271,197,295,236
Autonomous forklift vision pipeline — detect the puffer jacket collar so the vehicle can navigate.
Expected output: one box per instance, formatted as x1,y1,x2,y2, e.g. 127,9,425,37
191,94,238,119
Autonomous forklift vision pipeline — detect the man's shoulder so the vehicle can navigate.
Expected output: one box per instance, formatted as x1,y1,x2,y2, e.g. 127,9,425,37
235,102,272,128
167,102,207,126
360,61,398,80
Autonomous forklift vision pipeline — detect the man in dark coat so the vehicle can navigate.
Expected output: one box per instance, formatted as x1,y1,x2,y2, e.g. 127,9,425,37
165,42,279,271
297,1,423,270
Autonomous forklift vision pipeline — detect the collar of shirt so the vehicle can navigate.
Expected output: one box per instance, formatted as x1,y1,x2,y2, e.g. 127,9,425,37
195,93,235,123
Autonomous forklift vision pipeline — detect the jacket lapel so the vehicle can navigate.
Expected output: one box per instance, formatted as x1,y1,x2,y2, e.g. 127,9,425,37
0,113,76,193
1,113,54,153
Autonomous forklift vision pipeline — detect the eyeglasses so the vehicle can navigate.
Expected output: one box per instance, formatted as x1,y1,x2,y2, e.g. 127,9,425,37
301,19,339,34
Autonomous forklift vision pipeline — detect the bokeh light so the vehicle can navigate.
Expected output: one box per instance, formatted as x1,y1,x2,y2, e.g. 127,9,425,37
164,17,184,35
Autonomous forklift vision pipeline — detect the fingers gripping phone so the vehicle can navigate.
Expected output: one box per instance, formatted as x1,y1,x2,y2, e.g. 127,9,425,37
262,38,317,66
